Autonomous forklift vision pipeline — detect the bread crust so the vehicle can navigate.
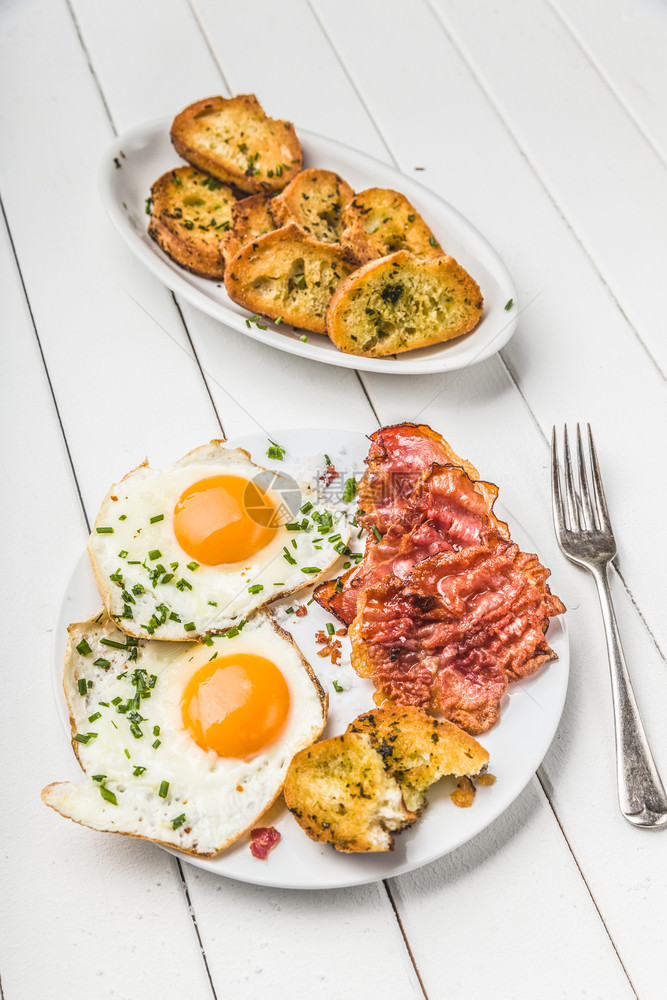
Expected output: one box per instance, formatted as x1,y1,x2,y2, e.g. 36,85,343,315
341,187,443,263
171,95,302,194
271,168,354,243
148,165,235,279
224,223,360,333
326,250,483,357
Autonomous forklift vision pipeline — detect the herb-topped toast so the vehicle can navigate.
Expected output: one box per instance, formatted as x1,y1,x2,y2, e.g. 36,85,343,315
326,250,483,356
342,187,443,262
147,165,235,279
271,168,355,243
224,223,360,333
221,193,276,267
171,95,302,194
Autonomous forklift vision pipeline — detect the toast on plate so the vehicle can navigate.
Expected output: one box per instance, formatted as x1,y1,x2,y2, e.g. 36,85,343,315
221,193,276,267
347,706,489,812
326,249,483,356
271,168,355,243
341,187,443,262
171,95,302,194
148,165,235,279
224,223,360,333
283,732,418,852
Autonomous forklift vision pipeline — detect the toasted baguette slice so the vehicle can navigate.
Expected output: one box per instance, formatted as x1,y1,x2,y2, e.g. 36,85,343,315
284,733,417,852
326,250,483,356
271,169,354,243
347,706,489,812
148,166,236,279
171,95,302,194
224,223,360,333
221,193,276,267
341,188,443,262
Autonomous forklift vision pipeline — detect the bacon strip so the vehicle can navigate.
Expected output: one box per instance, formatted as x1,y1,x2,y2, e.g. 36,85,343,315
315,461,507,625
350,536,564,734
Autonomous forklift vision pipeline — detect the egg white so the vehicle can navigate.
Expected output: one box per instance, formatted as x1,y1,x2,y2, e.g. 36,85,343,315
42,610,327,856
88,441,350,641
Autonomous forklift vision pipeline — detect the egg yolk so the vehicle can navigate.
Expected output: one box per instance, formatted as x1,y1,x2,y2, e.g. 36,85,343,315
182,654,290,758
173,475,277,565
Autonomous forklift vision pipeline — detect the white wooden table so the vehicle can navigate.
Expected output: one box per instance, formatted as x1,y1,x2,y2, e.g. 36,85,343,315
2,2,666,997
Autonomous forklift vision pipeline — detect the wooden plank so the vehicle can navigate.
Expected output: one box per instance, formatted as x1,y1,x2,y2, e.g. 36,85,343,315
431,0,667,379
390,780,635,1000
554,0,667,165
0,216,214,999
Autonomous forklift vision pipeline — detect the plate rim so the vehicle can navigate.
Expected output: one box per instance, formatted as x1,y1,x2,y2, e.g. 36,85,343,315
51,427,568,889
99,119,519,376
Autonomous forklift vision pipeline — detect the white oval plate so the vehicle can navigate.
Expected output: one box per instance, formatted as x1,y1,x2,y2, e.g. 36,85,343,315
99,121,518,375
52,429,567,889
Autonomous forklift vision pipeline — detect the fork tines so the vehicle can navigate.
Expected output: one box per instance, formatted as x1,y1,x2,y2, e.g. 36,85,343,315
551,423,613,537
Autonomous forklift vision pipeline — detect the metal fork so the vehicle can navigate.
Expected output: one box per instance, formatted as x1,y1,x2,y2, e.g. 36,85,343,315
552,424,667,828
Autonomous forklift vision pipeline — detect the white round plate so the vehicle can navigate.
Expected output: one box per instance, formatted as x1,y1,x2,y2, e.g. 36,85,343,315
99,121,517,375
52,429,567,889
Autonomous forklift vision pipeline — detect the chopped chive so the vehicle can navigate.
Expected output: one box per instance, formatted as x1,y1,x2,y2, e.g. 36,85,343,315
171,813,186,830
124,748,131,759
283,547,297,565
133,765,146,776
300,501,313,514
332,680,343,693
300,335,308,342
273,582,285,587
202,634,214,646
100,638,127,649
324,454,332,466
301,567,321,574
96,526,114,534
118,514,127,521
99,786,118,805
148,549,162,560
371,524,382,542
153,725,160,736
326,623,335,635
208,600,218,607
76,639,92,656
88,712,102,723
187,561,200,572
267,439,286,461
77,679,88,696
184,622,196,632
334,579,343,593
92,774,105,782
176,578,193,591
150,514,164,524
159,780,170,798
505,298,514,310
248,584,264,594
429,236,437,247
118,550,129,559
130,723,143,739
342,478,358,502
74,733,91,744
152,739,161,749
285,607,294,615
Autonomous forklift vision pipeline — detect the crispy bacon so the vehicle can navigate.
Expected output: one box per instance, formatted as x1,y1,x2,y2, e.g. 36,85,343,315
316,462,508,625
351,537,564,734
357,423,482,533
249,826,281,859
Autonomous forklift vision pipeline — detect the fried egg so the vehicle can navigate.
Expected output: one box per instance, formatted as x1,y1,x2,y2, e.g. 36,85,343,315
42,610,327,856
88,441,350,641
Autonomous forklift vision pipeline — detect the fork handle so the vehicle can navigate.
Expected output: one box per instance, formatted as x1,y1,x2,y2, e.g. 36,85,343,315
593,565,667,826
